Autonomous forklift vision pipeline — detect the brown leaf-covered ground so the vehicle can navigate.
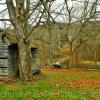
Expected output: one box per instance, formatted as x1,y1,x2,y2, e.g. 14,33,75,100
41,67,100,89
0,67,100,100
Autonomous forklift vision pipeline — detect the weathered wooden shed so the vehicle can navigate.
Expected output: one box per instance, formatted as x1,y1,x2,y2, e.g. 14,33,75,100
0,30,39,78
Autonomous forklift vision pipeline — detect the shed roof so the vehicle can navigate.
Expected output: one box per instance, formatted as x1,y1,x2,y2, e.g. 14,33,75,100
8,35,38,48
0,31,38,48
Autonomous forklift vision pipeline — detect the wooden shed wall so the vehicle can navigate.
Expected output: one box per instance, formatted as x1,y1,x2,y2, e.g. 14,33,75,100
0,34,18,77
0,33,39,78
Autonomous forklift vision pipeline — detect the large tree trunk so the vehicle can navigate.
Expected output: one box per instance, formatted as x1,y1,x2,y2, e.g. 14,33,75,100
6,0,35,81
18,39,32,81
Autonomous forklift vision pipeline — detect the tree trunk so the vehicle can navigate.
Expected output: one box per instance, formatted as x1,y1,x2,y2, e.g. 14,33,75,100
94,46,97,66
18,40,32,81
69,42,73,67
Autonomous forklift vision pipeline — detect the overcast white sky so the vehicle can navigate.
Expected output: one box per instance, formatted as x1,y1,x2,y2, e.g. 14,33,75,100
0,0,66,28
0,0,100,28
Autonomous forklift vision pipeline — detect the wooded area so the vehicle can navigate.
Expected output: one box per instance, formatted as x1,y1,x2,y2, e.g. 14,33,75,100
0,0,100,81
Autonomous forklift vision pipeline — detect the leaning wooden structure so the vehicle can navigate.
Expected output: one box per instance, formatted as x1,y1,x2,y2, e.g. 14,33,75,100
0,32,18,78
0,30,39,79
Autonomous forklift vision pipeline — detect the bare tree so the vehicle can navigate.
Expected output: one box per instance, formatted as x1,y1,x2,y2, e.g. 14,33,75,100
0,0,99,80
62,0,99,67
0,0,51,81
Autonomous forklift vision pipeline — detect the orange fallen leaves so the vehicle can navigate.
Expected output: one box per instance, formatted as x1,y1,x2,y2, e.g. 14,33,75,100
67,79,100,89
41,67,100,89
41,67,97,74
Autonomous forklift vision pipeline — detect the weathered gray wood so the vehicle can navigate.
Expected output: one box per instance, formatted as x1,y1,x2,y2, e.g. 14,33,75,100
0,32,38,78
0,33,18,78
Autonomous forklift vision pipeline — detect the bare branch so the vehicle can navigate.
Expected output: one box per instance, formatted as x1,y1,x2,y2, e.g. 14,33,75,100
0,19,10,21
6,0,16,21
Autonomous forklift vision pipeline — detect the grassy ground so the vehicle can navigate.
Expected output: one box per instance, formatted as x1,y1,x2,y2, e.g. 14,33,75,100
0,68,100,100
